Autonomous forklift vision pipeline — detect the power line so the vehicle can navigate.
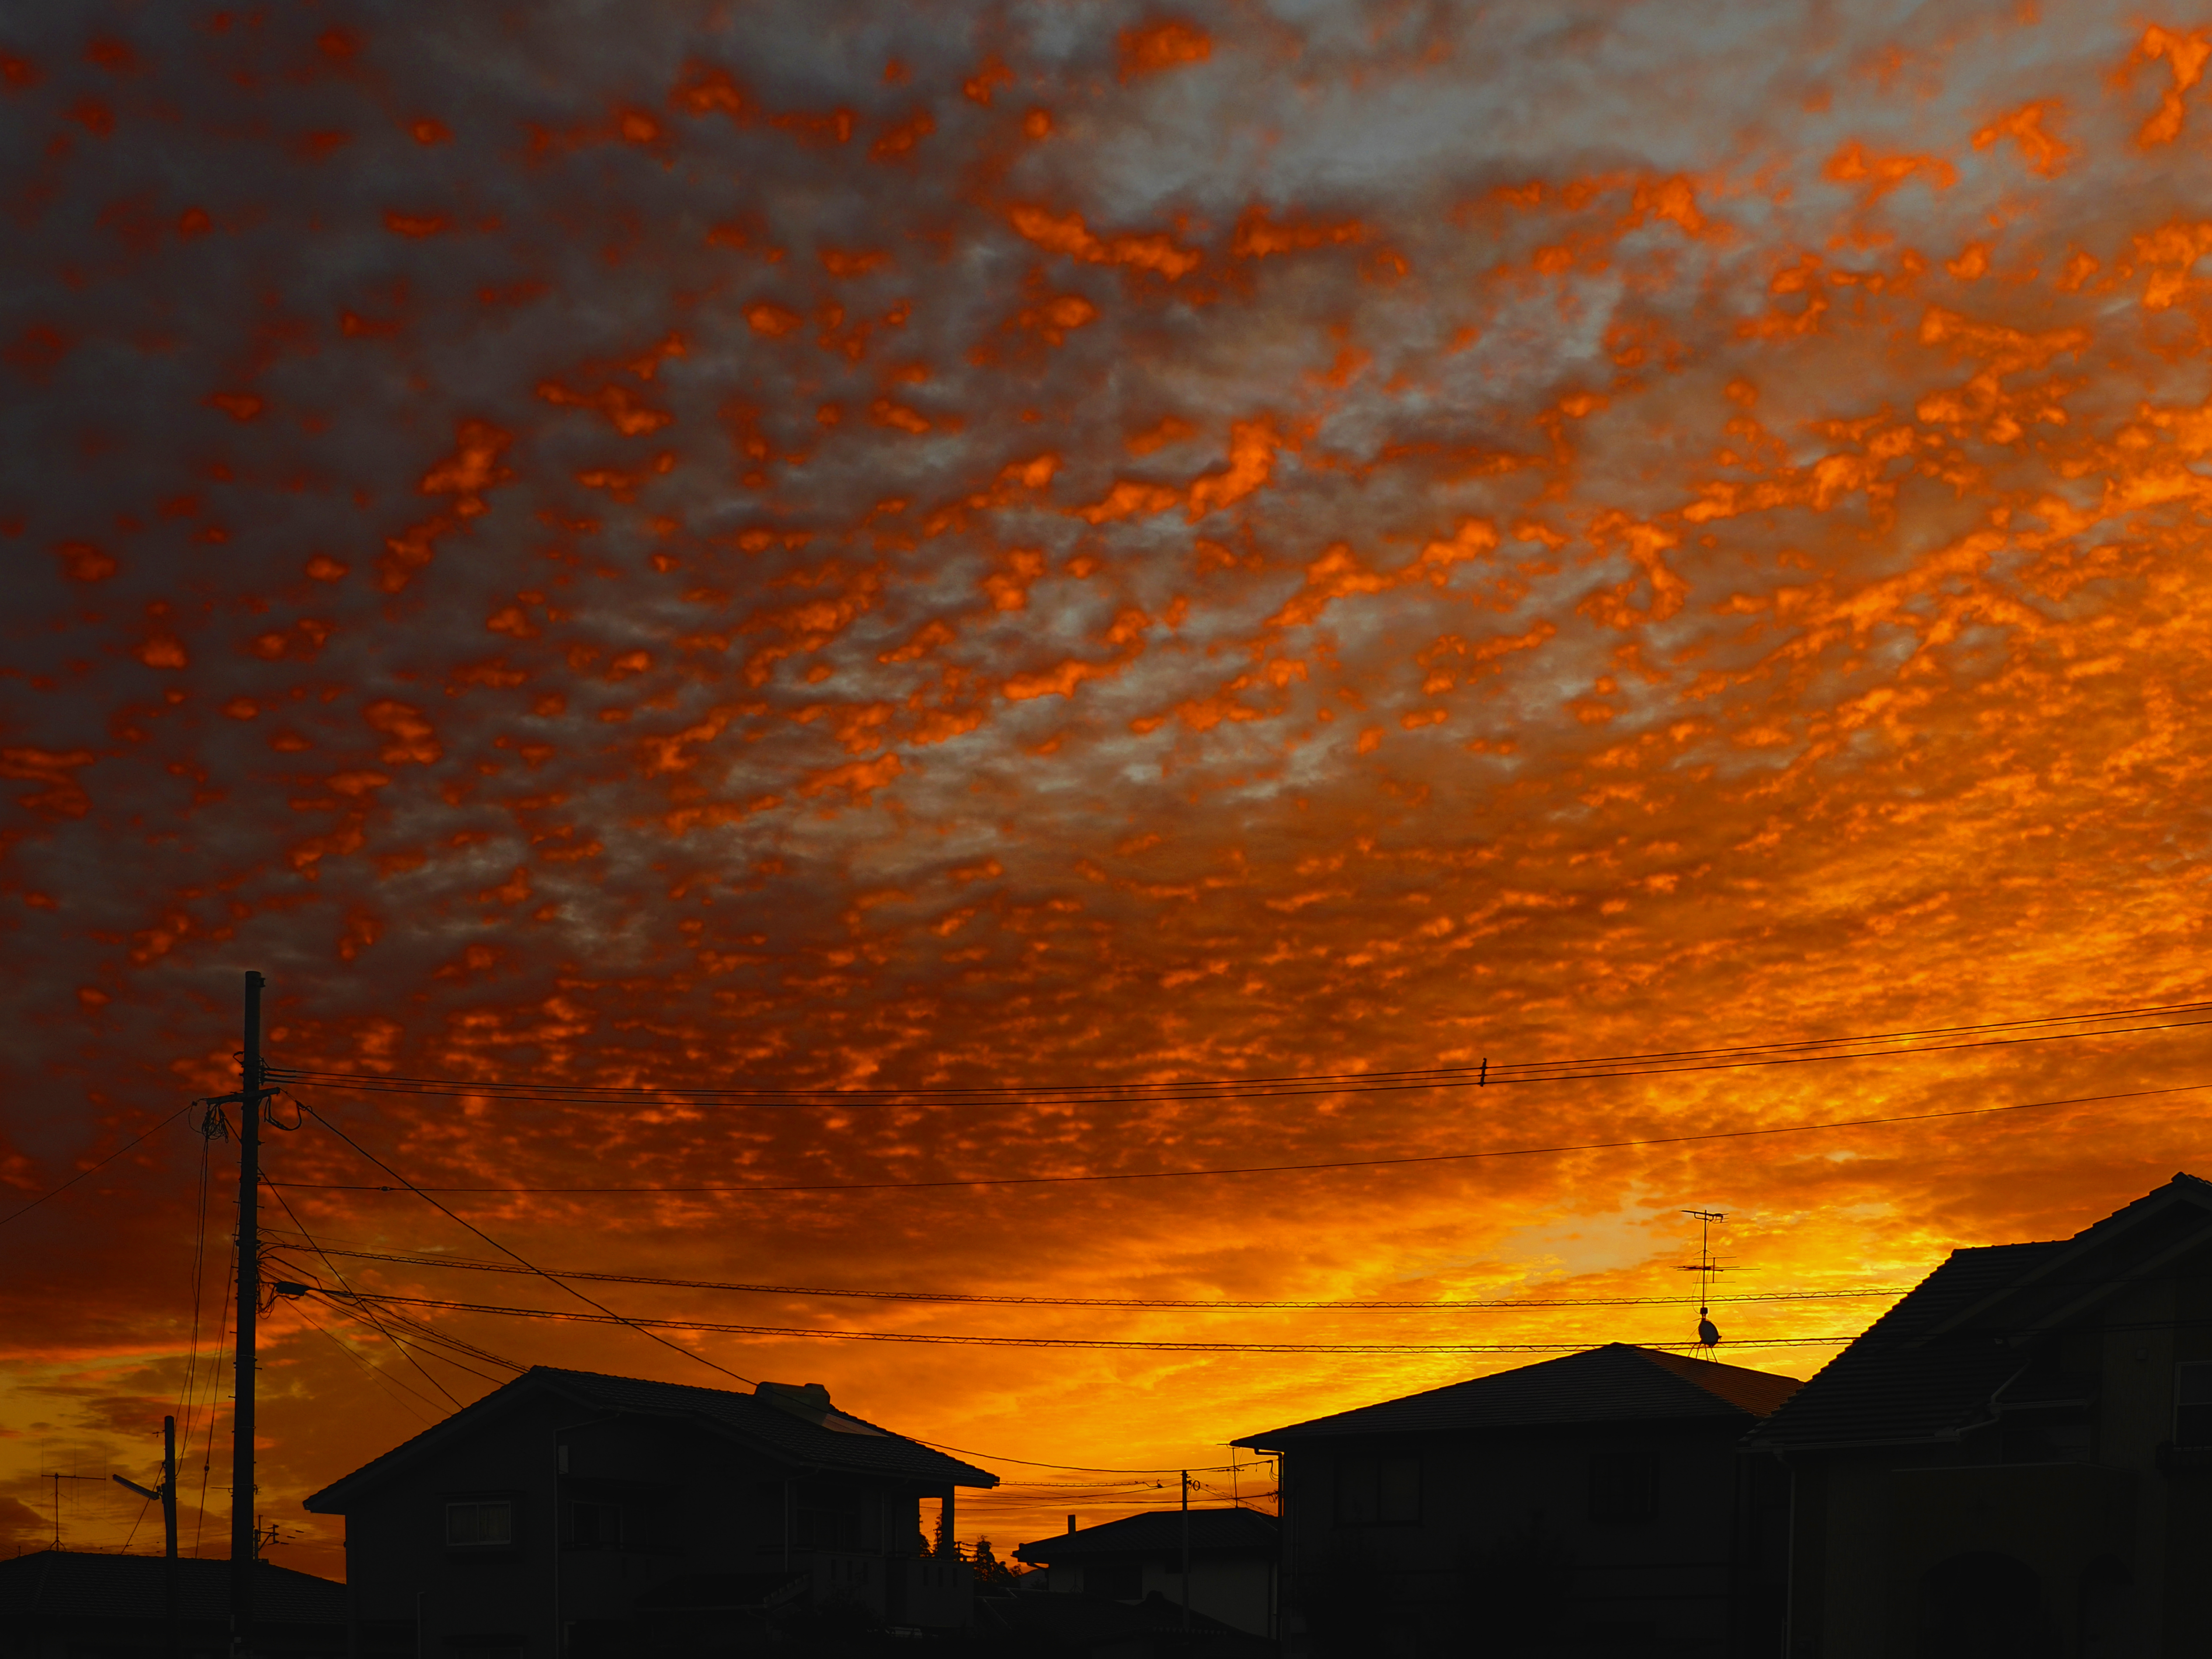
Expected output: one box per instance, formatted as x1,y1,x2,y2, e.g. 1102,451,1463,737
296,1288,1854,1355
172,1123,216,1457
189,1252,234,1559
263,1237,1909,1312
282,1298,446,1426
260,1180,468,1411
274,1273,515,1388
0,1103,194,1228
260,996,2212,1108
268,1078,2212,1196
366,1304,526,1379
279,1113,1354,1480
290,1093,760,1391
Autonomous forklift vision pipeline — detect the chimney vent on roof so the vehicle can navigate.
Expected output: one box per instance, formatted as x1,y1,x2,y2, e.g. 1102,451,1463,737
754,1381,835,1424
1067,1514,1076,1534
756,1381,833,1411
751,1381,888,1437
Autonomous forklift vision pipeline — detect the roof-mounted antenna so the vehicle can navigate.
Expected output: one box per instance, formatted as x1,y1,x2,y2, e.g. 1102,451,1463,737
1678,1208,1728,1349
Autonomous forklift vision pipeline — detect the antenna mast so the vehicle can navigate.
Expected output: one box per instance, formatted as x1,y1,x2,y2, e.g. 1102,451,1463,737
1679,1208,1727,1349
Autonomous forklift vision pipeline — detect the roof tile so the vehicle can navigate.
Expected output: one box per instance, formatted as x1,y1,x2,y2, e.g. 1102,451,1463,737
305,1366,993,1510
1234,1343,1799,1444
0,1551,344,1623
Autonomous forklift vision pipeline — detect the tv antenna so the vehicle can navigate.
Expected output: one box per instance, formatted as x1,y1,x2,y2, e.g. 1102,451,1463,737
45,1471,102,1549
1678,1208,1728,1349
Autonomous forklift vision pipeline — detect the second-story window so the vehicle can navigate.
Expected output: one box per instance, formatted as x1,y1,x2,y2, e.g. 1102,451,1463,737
1589,1452,1657,1524
570,1499,622,1548
1335,1455,1420,1525
2177,1361,2212,1446
446,1500,514,1547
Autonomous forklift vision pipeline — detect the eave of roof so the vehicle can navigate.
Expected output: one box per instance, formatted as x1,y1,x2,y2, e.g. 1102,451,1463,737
1012,1508,1279,1565
303,1367,994,1511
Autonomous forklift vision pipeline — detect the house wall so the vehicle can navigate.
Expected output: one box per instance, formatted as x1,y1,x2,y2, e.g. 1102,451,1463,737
1280,1418,1752,1658
1137,1555,1272,1636
1787,1239,2212,1659
343,1389,565,1657
1043,1552,1274,1637
335,1396,937,1655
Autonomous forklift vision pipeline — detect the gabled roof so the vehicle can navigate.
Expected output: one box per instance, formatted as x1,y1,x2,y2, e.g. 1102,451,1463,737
1749,1173,2212,1451
0,1551,344,1624
1233,1343,1800,1447
303,1366,994,1512
1013,1507,1278,1565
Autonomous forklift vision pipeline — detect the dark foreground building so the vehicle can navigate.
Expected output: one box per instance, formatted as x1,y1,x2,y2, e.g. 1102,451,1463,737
302,1366,996,1655
1235,1342,1801,1658
0,1549,345,1659
1747,1170,2212,1657
1013,1507,1280,1637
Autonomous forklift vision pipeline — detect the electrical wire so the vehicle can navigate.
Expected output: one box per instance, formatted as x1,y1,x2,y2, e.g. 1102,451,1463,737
368,1304,526,1378
120,1496,152,1554
259,1237,1909,1312
282,1297,445,1425
172,1123,215,1458
284,1109,1230,1478
260,995,2212,1109
289,1092,760,1391
190,1257,233,1559
260,1183,467,1412
0,1102,194,1228
298,1287,1854,1355
266,1078,2211,1196
267,1246,516,1388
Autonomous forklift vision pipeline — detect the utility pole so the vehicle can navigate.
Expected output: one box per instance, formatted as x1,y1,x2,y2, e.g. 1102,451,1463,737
1180,1471,1191,1632
114,1415,180,1659
230,972,269,1656
164,1416,180,1659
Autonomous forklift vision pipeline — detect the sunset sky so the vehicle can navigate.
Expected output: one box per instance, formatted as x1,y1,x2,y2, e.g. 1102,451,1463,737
7,0,2212,1578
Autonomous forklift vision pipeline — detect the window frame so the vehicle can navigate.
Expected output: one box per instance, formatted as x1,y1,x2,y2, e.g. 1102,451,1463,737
1587,1451,1658,1526
444,1497,518,1549
1334,1453,1420,1526
567,1498,623,1550
2175,1360,2212,1447
1377,1455,1420,1525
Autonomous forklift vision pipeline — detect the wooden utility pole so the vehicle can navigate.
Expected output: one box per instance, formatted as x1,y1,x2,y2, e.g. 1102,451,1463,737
1180,1471,1191,1631
233,971,267,1655
164,1416,180,1659
114,1415,181,1659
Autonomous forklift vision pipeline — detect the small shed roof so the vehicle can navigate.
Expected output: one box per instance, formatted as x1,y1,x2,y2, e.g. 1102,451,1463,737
1234,1343,1800,1447
0,1551,344,1624
303,1366,995,1512
1013,1507,1279,1565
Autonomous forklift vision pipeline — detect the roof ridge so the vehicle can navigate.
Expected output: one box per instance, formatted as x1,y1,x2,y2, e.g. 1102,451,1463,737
1235,1341,1797,1444
304,1366,995,1513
